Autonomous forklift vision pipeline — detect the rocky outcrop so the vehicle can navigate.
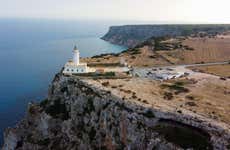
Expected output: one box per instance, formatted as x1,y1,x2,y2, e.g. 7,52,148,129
101,25,230,47
2,73,230,150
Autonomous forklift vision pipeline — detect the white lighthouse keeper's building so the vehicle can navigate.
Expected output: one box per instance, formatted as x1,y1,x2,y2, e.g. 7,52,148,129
63,45,89,74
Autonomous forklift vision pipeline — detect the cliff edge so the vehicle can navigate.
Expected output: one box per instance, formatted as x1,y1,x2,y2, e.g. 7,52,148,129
2,73,230,150
101,25,230,47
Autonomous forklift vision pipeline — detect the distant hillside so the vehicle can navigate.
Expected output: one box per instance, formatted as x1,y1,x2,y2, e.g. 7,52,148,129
101,25,230,47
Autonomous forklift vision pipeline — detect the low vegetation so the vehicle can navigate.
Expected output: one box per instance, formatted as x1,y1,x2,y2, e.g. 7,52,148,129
91,53,119,58
163,92,174,100
136,36,194,51
74,72,116,78
185,94,201,101
185,101,197,107
129,48,141,55
154,37,192,51
185,95,195,100
158,36,230,64
188,64,230,78
161,81,190,94
102,81,110,86
88,63,123,67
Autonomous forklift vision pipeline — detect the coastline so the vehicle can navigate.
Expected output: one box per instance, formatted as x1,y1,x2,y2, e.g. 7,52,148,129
0,19,127,146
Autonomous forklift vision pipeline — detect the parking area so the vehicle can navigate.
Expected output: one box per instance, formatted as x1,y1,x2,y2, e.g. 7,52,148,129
132,66,193,80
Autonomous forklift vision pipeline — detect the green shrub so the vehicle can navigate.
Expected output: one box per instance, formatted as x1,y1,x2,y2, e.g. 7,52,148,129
130,48,141,55
104,72,115,76
185,95,195,100
174,81,185,86
161,83,190,94
142,100,149,104
91,53,119,58
163,92,174,100
88,63,121,67
102,81,110,86
131,56,136,59
185,101,197,107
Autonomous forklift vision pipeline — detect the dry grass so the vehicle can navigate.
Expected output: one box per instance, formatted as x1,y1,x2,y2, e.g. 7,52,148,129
157,35,230,64
80,32,230,69
188,64,230,78
82,46,171,67
86,76,230,125
82,34,230,68
78,34,230,125
187,78,230,124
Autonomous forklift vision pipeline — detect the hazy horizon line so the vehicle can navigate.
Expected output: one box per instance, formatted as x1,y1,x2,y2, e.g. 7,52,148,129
1,17,230,25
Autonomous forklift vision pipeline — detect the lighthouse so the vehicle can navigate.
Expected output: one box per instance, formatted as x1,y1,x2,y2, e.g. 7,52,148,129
73,45,80,65
63,45,89,74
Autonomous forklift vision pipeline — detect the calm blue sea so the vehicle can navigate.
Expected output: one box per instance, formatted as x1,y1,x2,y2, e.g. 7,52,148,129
0,19,127,145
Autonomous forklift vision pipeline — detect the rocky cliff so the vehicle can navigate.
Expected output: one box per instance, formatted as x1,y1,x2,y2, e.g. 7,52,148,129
101,25,230,47
2,73,230,150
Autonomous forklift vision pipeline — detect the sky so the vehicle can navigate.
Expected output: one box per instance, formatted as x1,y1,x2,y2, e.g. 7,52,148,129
1,0,230,23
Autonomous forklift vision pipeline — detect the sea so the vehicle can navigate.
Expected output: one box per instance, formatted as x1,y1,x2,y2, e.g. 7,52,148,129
0,18,127,145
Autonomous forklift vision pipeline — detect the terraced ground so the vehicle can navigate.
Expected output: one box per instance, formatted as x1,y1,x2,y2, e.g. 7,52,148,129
84,33,230,70
157,35,230,64
82,46,171,67
188,64,230,78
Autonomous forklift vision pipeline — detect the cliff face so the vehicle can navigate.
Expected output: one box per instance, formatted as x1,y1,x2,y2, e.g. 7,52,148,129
2,74,230,150
101,25,230,47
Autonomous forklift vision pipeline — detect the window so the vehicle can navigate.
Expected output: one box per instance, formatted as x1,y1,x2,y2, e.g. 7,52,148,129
71,69,74,72
67,69,69,71
76,69,78,72
82,69,84,72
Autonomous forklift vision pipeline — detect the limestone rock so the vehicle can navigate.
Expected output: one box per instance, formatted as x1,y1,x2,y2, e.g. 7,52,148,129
2,73,230,150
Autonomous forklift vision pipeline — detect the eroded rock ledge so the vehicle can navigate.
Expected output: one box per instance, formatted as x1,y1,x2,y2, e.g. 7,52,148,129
2,73,230,150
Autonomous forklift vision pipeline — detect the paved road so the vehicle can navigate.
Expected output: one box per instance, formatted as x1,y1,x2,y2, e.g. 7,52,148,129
180,61,229,68
145,61,229,70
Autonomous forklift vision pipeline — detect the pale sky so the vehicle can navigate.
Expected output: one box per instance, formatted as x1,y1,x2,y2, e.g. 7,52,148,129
1,0,230,23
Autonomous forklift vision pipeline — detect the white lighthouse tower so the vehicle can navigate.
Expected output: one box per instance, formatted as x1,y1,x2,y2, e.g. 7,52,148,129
73,45,80,65
63,45,89,74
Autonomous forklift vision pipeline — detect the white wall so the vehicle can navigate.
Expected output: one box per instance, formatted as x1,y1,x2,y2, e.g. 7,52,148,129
63,66,88,74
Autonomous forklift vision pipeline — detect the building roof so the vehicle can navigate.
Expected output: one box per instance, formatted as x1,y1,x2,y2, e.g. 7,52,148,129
65,61,87,67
